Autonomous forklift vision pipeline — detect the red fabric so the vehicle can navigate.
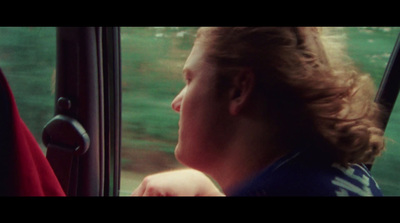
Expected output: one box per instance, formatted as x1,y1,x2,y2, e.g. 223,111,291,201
0,69,65,196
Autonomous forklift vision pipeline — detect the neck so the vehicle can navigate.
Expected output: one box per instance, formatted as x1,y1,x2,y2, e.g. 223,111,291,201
205,117,290,193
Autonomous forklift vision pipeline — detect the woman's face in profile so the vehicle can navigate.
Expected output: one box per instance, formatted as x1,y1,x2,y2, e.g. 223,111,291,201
171,41,231,170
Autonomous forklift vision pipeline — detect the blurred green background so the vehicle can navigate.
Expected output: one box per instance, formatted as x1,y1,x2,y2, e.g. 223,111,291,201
0,27,399,196
120,27,197,153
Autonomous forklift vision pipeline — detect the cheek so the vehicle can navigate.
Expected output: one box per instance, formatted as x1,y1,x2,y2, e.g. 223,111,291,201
179,90,203,140
175,88,215,162
180,82,231,139
176,87,231,165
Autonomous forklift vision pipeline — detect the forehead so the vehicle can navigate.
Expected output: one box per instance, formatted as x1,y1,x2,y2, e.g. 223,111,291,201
183,41,210,72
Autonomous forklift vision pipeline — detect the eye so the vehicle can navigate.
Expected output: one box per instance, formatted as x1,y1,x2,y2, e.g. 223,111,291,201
185,76,192,84
183,69,193,85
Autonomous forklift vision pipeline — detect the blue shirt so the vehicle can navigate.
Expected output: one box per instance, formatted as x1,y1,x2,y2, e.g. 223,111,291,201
228,150,382,196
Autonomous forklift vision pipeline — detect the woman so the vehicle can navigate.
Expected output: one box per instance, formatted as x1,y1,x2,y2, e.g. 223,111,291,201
132,27,385,196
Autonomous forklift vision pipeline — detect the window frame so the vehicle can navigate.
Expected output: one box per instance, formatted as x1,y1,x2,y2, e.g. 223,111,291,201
43,27,121,196
366,32,400,170
374,33,400,130
99,27,122,196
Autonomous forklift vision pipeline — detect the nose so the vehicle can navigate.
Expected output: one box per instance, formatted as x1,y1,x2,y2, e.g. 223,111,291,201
171,87,185,113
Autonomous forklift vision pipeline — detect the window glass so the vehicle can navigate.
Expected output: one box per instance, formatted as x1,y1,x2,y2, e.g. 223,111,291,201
344,27,400,196
120,27,198,195
121,27,400,196
0,27,56,153
372,94,400,195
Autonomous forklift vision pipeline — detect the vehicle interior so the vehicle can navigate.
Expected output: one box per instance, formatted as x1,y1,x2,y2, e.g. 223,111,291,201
0,27,399,196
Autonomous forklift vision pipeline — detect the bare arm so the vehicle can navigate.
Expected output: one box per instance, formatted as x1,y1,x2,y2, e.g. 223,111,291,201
131,169,225,196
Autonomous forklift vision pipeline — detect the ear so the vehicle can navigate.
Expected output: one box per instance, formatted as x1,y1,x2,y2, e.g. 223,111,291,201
229,69,255,116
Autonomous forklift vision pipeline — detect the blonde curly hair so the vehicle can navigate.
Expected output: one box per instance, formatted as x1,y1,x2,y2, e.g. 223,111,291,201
196,27,386,166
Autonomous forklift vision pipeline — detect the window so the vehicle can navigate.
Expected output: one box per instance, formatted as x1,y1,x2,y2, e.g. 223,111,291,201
345,27,400,196
372,94,400,195
120,27,198,195
0,27,56,152
1,27,120,196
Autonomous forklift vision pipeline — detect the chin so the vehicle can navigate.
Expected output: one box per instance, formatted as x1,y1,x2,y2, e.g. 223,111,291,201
174,142,214,173
174,143,183,163
174,143,191,167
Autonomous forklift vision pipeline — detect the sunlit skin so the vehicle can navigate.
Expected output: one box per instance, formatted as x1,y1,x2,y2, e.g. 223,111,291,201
171,41,232,176
170,40,290,192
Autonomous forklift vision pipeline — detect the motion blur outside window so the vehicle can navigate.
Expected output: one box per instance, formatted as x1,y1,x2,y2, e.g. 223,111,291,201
0,27,56,153
346,27,400,196
120,27,197,195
